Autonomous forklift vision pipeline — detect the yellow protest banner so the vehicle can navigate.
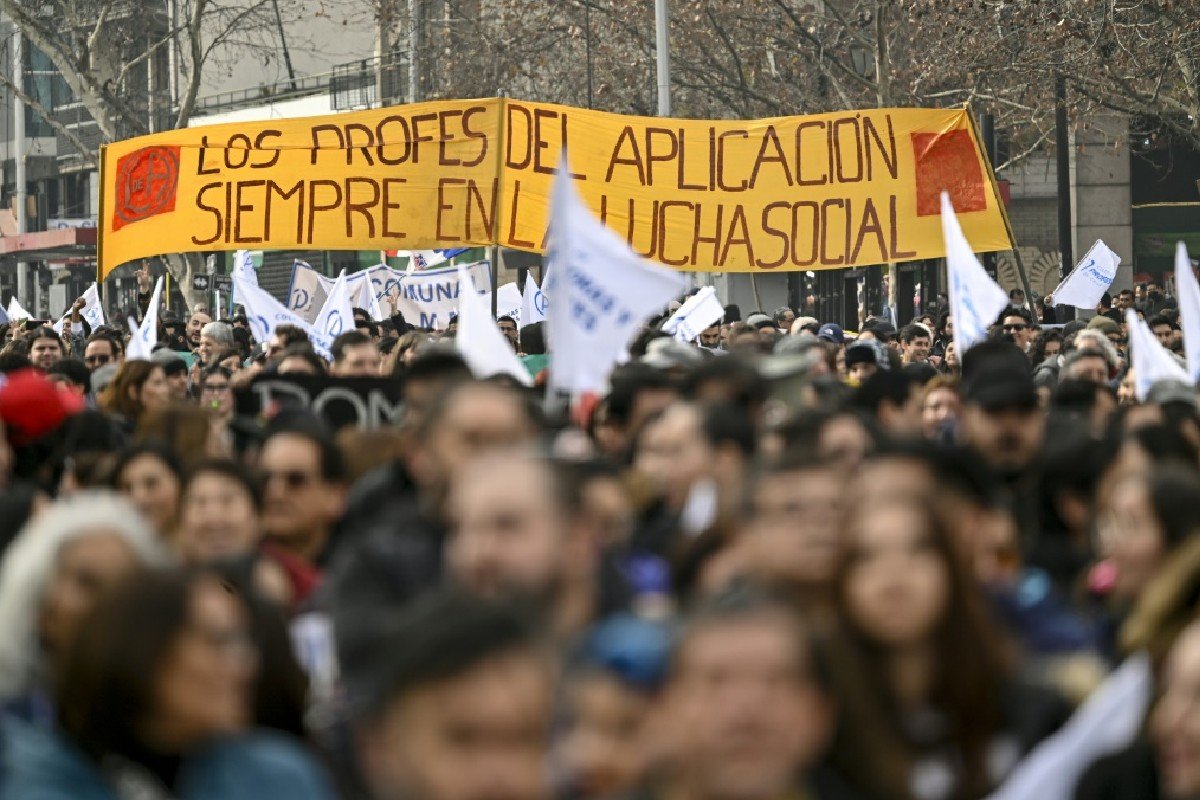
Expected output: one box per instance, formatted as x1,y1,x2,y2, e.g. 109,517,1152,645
99,98,1012,277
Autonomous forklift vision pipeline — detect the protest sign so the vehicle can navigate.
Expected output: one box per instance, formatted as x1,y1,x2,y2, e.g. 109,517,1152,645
100,99,1011,276
942,192,1008,355
286,260,489,329
1174,242,1200,383
546,155,690,396
1049,240,1120,310
235,373,404,430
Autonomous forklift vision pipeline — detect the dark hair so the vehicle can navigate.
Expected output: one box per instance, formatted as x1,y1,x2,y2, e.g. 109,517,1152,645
263,414,347,483
46,358,91,394
682,358,767,415
497,315,517,327
101,361,164,420
110,441,184,491
702,403,756,459
204,559,308,738
25,326,65,351
230,327,252,359
276,345,327,375
85,332,120,355
1148,466,1200,550
850,370,915,417
999,305,1033,325
405,348,471,383
1100,292,1113,307
521,322,546,355
352,590,541,724
1148,315,1175,330
829,497,1010,798
606,364,676,427
723,304,741,324
184,458,264,513
272,324,310,348
1031,329,1063,364
203,364,233,384
900,323,930,344
0,351,32,374
56,569,214,760
331,330,374,363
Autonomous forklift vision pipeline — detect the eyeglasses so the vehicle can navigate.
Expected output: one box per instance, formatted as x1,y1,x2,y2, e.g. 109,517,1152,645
85,354,112,366
498,325,517,334
202,382,231,393
263,469,315,489
1003,323,1027,332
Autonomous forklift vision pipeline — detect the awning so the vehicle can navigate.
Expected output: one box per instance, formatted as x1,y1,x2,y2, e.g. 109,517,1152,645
0,227,97,263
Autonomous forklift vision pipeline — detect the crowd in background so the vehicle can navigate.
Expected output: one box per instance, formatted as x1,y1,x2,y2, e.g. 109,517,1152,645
0,266,1197,800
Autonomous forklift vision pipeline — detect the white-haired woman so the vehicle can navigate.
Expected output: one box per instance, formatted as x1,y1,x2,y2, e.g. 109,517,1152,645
0,491,171,727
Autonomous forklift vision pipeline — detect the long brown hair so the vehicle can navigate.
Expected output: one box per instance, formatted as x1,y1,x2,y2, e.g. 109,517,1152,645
827,497,1011,800
101,361,161,420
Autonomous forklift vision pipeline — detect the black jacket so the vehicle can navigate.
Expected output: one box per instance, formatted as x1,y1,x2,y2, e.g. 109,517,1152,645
1073,739,1159,800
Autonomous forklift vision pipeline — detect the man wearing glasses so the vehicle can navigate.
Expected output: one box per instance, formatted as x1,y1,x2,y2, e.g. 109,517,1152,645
1000,307,1036,355
83,333,122,373
259,419,348,567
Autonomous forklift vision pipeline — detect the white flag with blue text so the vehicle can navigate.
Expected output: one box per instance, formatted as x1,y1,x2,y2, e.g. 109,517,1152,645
521,276,547,329
312,271,355,360
1174,242,1200,383
233,274,313,347
663,287,724,342
1050,240,1120,310
545,153,689,396
942,192,1009,354
53,283,105,336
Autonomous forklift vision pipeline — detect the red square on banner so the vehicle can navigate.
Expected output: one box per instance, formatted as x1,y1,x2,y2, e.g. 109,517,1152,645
112,146,181,231
911,130,986,217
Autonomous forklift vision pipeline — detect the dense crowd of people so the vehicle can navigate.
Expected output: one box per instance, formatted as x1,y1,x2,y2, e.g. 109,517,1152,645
0,269,1198,800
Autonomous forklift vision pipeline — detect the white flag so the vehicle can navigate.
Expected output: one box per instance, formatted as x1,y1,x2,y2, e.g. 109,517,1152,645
495,282,524,325
663,286,724,342
456,266,532,386
6,297,31,323
234,274,313,346
1127,308,1189,401
410,250,446,272
942,192,1009,355
1049,240,1121,310
1174,242,1200,383
521,276,547,329
545,153,689,396
312,271,354,360
987,654,1151,800
126,276,164,361
53,283,105,335
231,249,258,305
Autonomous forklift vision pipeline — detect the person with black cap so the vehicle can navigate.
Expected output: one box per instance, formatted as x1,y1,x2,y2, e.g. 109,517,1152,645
958,341,1046,483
